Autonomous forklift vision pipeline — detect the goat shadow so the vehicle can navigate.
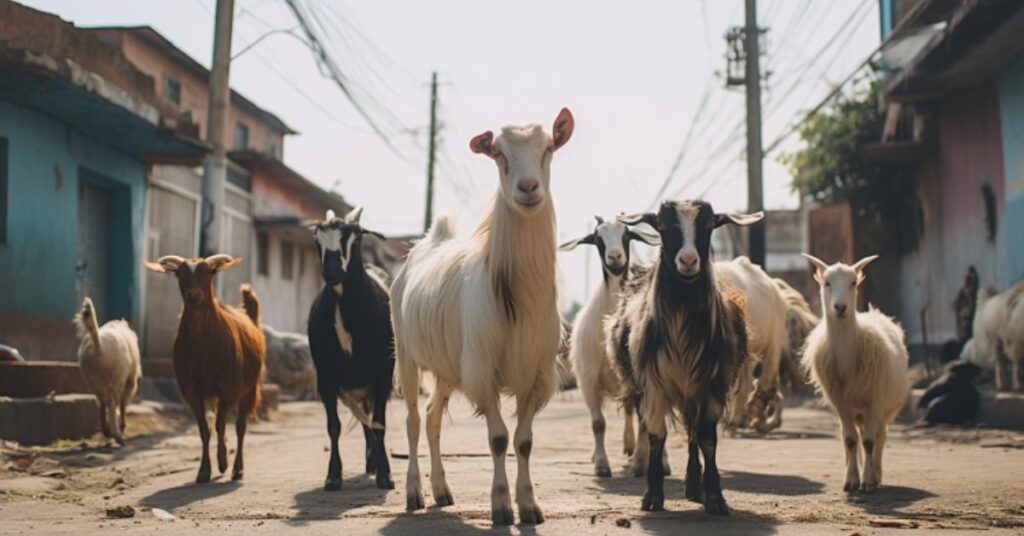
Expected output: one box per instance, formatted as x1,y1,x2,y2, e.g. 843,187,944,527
635,507,778,536
139,478,241,513
592,467,824,499
287,473,389,526
844,485,937,519
378,509,528,536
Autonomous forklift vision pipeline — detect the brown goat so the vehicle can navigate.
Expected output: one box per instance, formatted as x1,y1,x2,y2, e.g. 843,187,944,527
144,254,265,483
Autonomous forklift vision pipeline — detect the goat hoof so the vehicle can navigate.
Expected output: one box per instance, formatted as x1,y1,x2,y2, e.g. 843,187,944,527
595,464,612,478
407,491,425,511
491,505,515,526
231,470,244,481
324,477,343,491
641,492,665,512
376,475,395,490
195,472,211,484
518,504,545,525
704,496,729,516
114,436,126,447
860,482,878,493
623,446,634,456
842,480,860,493
434,487,454,507
684,483,703,503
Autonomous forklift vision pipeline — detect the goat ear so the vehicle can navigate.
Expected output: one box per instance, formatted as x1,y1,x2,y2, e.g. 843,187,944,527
714,211,764,228
470,130,496,157
345,206,364,225
559,233,596,252
617,212,658,228
143,260,169,273
627,226,662,247
552,107,574,151
851,254,879,274
302,219,319,231
594,214,605,225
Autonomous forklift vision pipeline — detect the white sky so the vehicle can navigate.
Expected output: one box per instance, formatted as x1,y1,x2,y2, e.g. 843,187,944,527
24,0,881,308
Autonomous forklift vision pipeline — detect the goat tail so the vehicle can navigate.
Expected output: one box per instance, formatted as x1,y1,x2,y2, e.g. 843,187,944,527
73,297,101,352
424,216,456,244
240,284,260,327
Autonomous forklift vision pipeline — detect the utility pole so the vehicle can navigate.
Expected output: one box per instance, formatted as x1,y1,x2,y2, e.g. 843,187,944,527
200,0,234,256
744,0,766,267
423,71,438,232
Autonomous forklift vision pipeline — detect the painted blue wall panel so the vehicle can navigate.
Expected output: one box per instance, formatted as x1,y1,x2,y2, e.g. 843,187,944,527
0,100,146,324
997,52,1024,285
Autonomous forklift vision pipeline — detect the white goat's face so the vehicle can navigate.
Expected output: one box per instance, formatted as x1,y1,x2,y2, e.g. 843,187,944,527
804,254,878,320
470,108,574,217
594,222,629,273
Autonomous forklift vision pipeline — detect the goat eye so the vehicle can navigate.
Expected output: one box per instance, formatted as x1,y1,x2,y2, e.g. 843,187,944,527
825,282,831,288
850,282,856,289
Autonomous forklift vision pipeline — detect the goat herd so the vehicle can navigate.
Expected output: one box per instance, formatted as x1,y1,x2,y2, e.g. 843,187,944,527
71,108,1020,527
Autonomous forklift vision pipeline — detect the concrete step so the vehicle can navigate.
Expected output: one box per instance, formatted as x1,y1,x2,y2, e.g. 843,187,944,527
0,394,99,445
0,362,90,398
908,388,1024,430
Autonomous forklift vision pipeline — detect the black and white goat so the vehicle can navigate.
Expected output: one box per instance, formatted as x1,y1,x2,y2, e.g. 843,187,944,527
560,215,659,477
605,200,762,515
308,207,395,491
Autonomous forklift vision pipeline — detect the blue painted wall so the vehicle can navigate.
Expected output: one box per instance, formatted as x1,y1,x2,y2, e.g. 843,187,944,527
879,0,894,38
0,100,146,357
997,52,1024,285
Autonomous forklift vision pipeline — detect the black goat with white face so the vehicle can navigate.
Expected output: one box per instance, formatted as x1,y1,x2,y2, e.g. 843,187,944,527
606,199,762,515
307,207,395,491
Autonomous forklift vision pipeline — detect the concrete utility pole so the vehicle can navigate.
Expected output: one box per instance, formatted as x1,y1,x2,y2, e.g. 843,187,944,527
200,0,235,256
423,71,439,233
744,0,766,267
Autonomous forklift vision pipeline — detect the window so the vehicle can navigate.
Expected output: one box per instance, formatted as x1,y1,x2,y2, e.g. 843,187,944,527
280,240,294,280
0,137,6,244
256,231,269,276
265,140,280,159
164,75,181,106
234,122,250,150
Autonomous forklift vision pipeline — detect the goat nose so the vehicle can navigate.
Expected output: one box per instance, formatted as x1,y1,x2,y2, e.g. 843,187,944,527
681,252,699,266
518,179,539,193
834,304,848,315
608,251,624,263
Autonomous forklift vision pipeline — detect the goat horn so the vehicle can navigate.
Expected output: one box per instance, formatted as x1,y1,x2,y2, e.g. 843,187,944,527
594,214,605,225
851,254,879,272
204,254,234,269
345,206,364,224
157,255,186,270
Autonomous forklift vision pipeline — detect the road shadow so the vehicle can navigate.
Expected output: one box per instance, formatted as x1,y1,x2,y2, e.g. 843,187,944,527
592,467,687,498
378,509,514,536
139,478,241,512
635,506,778,535
721,470,825,496
287,474,390,525
844,485,937,518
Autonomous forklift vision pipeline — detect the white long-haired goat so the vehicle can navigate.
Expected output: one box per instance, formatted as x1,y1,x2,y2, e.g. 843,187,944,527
801,254,908,493
390,109,574,526
973,282,1024,390
73,297,142,445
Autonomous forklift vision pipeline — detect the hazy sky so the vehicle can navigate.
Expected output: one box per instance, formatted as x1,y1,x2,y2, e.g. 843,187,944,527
23,0,881,306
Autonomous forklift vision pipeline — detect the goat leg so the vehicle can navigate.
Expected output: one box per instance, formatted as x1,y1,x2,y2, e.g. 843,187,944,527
372,394,394,490
698,410,728,515
188,399,212,484
321,392,343,490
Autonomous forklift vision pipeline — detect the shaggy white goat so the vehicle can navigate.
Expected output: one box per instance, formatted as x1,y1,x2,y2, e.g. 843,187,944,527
973,283,1024,390
717,256,789,432
801,254,908,493
391,109,574,526
73,297,142,445
560,215,659,477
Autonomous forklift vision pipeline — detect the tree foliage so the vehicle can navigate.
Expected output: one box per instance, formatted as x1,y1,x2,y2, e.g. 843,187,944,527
782,78,919,254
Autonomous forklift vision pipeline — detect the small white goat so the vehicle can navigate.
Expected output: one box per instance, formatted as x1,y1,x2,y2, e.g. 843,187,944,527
801,254,908,493
73,298,142,445
391,109,574,525
973,283,1024,390
559,215,659,477
716,256,789,432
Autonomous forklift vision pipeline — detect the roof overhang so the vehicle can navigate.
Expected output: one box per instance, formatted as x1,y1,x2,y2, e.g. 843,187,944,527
229,150,348,216
884,0,1024,102
0,47,209,165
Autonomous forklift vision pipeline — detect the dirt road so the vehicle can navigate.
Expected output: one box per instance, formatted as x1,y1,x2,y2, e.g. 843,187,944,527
2,393,1023,535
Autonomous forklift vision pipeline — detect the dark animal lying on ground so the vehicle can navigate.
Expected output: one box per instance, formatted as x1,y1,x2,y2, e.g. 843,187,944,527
918,360,981,426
